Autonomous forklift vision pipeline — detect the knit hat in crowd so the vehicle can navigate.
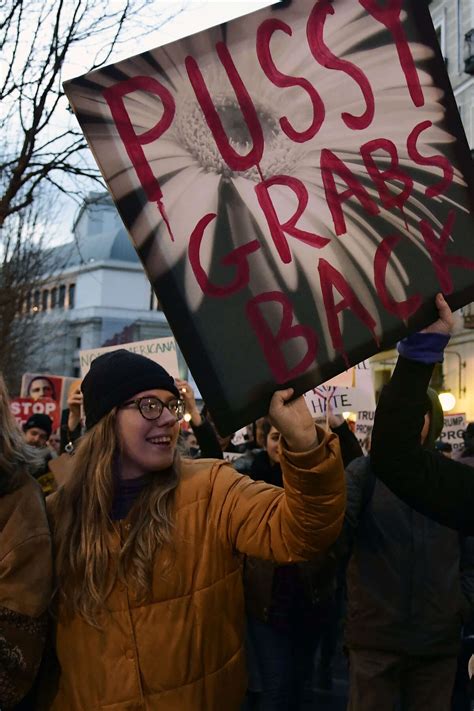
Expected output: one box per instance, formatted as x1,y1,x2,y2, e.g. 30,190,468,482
81,349,180,429
23,413,53,437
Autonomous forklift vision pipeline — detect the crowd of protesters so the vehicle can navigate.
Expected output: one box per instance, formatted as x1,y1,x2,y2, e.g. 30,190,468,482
3,293,474,710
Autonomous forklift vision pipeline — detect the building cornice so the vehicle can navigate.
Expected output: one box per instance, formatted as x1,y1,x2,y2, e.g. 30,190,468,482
454,76,474,96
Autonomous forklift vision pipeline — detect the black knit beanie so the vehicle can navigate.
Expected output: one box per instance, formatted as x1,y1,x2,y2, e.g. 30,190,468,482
82,349,179,429
23,413,53,437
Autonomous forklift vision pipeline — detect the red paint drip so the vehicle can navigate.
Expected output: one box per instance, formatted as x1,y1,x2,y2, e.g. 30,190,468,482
158,200,174,242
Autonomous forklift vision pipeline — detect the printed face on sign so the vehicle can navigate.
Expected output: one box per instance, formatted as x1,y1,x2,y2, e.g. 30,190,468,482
64,0,474,434
28,377,56,401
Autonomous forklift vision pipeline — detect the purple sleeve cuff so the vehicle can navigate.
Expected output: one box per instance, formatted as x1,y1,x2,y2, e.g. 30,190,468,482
397,332,450,364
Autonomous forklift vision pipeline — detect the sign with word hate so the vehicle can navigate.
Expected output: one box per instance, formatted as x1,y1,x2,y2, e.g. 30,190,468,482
64,0,474,434
304,385,374,417
79,337,179,378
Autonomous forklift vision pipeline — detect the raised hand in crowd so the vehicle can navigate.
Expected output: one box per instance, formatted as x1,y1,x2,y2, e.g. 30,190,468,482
175,378,224,459
175,378,202,426
268,387,318,452
421,292,455,336
67,384,83,433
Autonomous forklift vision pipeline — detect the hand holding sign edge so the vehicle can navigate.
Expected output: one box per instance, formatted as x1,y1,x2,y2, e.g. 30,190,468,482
421,293,454,336
269,387,318,452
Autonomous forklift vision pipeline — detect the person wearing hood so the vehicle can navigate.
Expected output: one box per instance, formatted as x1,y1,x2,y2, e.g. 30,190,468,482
338,378,474,711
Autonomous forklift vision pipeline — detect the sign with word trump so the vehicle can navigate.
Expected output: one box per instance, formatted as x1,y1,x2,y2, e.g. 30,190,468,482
64,0,474,434
441,412,467,453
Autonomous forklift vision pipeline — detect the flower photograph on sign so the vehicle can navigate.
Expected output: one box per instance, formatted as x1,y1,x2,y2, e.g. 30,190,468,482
65,0,474,433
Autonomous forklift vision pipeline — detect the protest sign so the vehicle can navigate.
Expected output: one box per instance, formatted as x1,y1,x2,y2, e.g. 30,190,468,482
304,384,374,417
21,373,78,415
231,426,252,447
323,360,376,405
440,412,467,453
64,0,474,434
79,336,179,377
355,410,375,454
21,373,63,404
10,397,60,432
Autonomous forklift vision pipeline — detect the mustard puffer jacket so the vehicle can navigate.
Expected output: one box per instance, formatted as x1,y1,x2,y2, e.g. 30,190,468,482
47,428,345,710
0,471,52,707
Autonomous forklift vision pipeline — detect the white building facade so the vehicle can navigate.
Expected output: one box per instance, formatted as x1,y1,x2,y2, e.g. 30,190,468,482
24,193,171,378
429,0,474,148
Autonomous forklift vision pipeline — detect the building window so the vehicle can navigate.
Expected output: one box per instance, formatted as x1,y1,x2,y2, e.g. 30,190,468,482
51,287,57,309
433,15,447,64
68,283,76,309
42,290,49,311
73,366,80,377
76,336,81,349
59,284,66,308
26,292,32,313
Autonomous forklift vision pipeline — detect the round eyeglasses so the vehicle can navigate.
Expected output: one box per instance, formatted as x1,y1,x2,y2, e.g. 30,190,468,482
121,396,185,421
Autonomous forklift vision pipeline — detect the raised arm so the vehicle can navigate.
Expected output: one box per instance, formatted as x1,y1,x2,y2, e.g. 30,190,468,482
175,379,223,459
209,389,346,562
371,293,474,534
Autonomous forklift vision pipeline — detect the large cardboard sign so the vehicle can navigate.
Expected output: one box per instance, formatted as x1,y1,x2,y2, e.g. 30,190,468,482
80,336,179,377
64,0,474,434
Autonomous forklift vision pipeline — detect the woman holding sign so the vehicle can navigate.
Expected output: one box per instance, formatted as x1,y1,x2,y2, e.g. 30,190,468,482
45,349,345,710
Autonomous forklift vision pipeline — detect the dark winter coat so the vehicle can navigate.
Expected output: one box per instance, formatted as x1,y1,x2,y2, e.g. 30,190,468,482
244,422,361,623
343,455,474,656
371,356,474,535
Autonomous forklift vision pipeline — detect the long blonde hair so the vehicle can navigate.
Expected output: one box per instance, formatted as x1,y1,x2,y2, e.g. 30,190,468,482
0,374,42,494
53,409,179,625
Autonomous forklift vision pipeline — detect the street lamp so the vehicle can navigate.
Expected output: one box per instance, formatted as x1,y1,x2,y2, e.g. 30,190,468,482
438,390,456,413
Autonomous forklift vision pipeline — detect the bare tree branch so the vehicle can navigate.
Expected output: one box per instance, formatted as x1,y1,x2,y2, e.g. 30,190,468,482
0,0,188,230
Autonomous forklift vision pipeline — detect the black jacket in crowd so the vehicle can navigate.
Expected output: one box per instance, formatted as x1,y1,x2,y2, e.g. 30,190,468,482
343,455,474,656
371,355,474,535
244,421,362,625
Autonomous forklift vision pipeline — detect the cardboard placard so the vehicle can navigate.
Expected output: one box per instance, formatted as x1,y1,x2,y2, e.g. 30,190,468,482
64,0,474,434
21,373,78,416
440,412,467,453
79,336,179,377
304,385,374,417
355,410,375,454
10,397,60,432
